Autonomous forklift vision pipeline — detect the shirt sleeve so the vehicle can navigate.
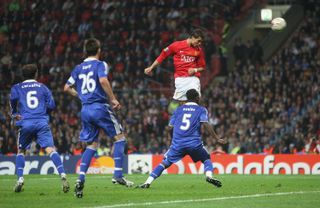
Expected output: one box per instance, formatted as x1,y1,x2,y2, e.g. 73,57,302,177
200,107,209,123
169,110,177,127
44,86,56,111
98,61,109,78
196,48,206,68
66,66,78,86
9,86,19,116
156,42,176,64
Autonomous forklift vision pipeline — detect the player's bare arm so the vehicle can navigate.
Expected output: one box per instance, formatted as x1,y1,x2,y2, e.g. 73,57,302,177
63,84,78,97
188,67,205,75
99,77,121,110
202,122,226,144
144,60,160,76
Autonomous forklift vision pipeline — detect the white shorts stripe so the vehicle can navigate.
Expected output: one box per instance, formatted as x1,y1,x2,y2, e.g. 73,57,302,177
104,104,122,135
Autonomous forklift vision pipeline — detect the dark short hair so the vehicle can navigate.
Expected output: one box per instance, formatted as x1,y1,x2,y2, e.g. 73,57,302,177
22,64,38,79
190,29,204,40
84,38,101,56
186,89,199,102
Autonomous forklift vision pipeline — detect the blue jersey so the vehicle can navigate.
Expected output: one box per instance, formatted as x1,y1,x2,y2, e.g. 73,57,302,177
169,102,208,147
67,58,109,105
10,79,55,125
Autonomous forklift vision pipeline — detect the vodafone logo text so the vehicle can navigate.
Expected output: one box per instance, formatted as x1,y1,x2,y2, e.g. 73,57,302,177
152,154,320,175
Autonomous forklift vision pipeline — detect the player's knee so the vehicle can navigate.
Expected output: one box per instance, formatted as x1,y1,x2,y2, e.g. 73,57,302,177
87,141,98,150
45,147,55,154
17,149,26,155
161,161,171,169
114,133,126,141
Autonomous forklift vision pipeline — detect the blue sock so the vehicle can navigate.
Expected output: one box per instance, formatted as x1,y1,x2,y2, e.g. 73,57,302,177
204,159,213,172
50,152,65,175
150,163,165,179
79,147,96,182
16,154,25,179
113,139,125,178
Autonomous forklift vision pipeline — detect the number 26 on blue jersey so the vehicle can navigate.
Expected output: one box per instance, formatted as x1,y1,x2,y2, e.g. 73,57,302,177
78,71,96,94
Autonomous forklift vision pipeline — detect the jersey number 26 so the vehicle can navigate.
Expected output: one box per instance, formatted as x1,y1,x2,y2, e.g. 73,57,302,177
79,72,96,94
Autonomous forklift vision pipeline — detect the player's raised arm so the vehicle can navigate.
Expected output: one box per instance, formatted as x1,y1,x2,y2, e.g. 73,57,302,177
144,43,175,76
144,60,160,76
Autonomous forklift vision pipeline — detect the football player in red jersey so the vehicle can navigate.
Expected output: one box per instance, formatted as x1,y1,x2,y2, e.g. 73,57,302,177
144,29,206,101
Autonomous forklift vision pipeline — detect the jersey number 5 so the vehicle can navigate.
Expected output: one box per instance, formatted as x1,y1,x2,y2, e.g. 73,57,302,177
180,113,192,130
79,72,96,94
26,91,39,109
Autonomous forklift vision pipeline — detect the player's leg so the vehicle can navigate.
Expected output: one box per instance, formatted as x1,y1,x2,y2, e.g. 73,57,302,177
97,104,133,187
74,141,98,198
14,149,26,193
137,146,182,188
111,133,134,187
189,145,222,188
14,126,32,192
137,160,172,189
37,122,70,193
74,116,99,198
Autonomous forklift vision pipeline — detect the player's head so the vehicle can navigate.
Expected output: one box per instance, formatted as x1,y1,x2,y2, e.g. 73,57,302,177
84,38,101,57
186,89,200,103
189,29,204,47
22,64,38,80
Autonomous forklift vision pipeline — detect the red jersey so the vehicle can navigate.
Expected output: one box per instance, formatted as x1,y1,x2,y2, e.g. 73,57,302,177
156,40,206,78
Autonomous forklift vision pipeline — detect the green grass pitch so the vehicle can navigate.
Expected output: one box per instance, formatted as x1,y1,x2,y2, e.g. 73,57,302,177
0,174,319,208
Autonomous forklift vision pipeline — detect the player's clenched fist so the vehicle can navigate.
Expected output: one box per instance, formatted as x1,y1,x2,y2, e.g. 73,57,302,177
144,67,153,76
111,99,121,110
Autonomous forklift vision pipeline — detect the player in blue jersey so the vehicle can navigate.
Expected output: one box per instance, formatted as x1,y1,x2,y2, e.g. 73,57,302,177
64,38,134,198
137,89,225,188
10,64,70,193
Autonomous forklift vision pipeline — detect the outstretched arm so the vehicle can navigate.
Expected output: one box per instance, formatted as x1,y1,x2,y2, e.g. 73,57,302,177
202,122,226,144
144,43,175,76
144,60,160,76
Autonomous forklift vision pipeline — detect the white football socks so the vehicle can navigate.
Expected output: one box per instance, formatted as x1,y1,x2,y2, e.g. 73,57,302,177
145,176,155,184
205,171,213,178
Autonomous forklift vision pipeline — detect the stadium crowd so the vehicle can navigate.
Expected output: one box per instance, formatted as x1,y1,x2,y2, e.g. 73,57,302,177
0,0,319,156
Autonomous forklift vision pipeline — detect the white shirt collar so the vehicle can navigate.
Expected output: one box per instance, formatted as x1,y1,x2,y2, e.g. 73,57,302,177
184,102,198,105
23,79,37,83
84,57,98,62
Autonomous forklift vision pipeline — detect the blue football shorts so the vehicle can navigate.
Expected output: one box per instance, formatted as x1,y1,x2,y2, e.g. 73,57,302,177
163,143,210,166
17,120,54,149
80,103,123,143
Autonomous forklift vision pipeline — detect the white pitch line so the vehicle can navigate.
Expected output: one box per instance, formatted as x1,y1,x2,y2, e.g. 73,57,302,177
93,190,320,208
0,175,147,182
